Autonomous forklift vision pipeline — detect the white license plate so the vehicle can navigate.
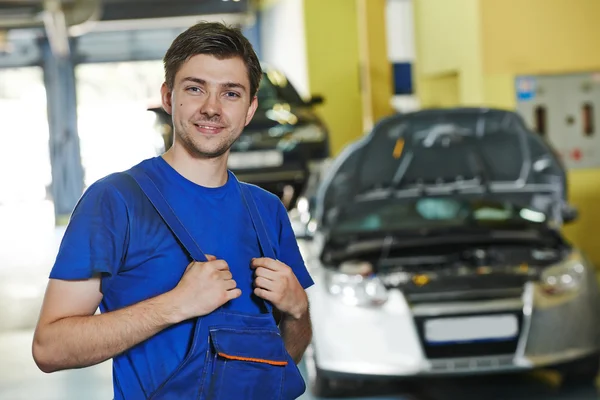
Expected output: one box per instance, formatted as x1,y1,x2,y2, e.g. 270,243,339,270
424,314,518,345
228,150,284,169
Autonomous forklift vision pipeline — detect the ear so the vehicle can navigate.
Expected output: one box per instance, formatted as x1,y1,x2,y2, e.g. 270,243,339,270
161,82,173,115
245,95,259,126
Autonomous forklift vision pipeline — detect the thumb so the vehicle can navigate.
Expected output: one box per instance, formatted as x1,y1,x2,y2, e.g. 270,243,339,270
205,254,217,262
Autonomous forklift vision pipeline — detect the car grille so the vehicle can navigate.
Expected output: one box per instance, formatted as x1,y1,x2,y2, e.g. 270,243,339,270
413,310,524,359
428,355,516,373
402,275,527,304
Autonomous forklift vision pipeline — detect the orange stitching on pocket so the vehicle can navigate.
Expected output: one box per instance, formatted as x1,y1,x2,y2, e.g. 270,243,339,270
217,352,288,366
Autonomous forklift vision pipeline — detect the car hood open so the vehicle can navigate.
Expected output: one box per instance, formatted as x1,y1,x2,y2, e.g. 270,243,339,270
315,108,573,229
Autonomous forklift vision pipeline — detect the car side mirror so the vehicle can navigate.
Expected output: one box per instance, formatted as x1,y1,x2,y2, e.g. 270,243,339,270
562,204,579,224
307,95,324,106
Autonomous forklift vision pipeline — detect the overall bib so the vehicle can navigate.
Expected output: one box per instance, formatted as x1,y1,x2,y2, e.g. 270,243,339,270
127,168,307,400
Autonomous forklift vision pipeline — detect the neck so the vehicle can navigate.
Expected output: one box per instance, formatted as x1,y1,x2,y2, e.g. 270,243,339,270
161,144,229,188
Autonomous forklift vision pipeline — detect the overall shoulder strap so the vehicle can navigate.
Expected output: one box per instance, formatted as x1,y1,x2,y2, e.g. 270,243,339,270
127,168,275,313
238,183,277,260
238,182,277,313
126,167,208,263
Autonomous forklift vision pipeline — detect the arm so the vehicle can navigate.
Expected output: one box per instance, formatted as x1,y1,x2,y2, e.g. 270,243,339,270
252,258,313,364
33,260,240,373
32,277,180,373
276,301,312,364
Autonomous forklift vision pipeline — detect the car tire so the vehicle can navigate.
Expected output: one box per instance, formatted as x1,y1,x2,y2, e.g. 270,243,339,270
560,353,600,386
305,345,342,398
310,366,339,398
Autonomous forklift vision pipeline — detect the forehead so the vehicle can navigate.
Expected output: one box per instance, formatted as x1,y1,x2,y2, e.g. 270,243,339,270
175,54,250,86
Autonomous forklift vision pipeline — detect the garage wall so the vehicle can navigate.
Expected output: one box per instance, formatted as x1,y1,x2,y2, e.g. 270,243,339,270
481,0,600,76
413,0,600,267
412,0,484,107
258,0,310,99
386,0,419,112
480,0,600,267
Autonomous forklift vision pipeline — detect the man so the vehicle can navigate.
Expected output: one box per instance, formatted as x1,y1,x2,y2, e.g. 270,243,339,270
32,22,313,399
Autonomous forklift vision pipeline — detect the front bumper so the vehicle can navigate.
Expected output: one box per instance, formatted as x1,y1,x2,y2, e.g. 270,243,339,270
308,273,600,378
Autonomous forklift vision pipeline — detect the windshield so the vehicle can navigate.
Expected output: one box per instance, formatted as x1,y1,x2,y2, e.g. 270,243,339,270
330,196,547,234
256,69,306,109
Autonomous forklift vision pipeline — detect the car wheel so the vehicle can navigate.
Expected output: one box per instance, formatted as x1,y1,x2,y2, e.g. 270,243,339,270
305,344,341,398
311,366,339,398
560,353,600,386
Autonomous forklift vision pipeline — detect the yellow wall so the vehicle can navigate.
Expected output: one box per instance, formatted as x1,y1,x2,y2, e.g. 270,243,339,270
413,0,600,266
481,0,600,75
302,0,393,156
417,72,460,108
303,0,363,155
358,0,394,128
258,0,393,156
480,0,600,266
413,0,484,107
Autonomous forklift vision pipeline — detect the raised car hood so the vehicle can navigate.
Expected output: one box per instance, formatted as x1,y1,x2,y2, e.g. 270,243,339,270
316,108,570,225
243,104,322,133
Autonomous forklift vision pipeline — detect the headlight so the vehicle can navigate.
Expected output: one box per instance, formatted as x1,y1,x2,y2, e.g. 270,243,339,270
290,124,326,142
540,255,586,296
324,261,388,307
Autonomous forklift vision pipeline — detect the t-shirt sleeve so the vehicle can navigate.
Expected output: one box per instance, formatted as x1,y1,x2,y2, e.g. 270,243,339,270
49,178,129,290
275,201,314,290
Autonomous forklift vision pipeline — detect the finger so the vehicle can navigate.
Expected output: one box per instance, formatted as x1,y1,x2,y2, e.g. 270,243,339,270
254,267,277,281
251,257,283,271
254,276,276,291
254,287,275,302
211,260,230,271
227,288,242,300
205,254,217,261
224,279,237,290
219,270,233,280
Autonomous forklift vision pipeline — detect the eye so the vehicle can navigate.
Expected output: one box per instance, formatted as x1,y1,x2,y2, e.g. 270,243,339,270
186,86,201,93
225,91,241,98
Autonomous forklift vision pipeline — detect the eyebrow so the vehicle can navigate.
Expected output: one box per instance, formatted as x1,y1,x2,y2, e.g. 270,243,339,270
181,77,247,93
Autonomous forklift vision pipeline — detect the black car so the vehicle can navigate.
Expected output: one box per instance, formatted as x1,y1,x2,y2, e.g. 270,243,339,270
148,65,330,208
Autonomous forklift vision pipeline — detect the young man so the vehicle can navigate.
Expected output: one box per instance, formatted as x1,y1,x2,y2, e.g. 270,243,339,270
32,22,313,399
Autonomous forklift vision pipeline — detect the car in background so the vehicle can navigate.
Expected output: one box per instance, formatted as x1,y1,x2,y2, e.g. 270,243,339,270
300,108,600,397
148,64,330,209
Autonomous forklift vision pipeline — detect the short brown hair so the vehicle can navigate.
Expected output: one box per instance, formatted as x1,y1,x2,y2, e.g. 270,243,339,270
163,21,262,98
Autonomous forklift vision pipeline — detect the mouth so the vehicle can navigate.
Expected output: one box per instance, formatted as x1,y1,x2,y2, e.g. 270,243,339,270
194,123,225,135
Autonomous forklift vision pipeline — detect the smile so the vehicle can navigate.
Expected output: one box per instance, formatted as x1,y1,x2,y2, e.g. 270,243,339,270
194,124,225,134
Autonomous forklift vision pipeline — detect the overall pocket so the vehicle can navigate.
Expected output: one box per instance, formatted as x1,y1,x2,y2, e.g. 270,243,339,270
205,327,288,400
148,318,207,400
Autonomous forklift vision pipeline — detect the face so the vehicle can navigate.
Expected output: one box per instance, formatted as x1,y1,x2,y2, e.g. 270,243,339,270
161,54,258,159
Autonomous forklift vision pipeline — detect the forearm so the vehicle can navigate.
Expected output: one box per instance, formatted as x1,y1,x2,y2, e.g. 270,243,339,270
279,308,312,364
33,292,180,373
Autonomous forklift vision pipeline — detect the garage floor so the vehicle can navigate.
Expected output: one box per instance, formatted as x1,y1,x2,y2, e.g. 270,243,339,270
1,201,599,400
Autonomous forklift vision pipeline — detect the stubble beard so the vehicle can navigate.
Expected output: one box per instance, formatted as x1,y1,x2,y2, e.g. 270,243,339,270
176,120,240,160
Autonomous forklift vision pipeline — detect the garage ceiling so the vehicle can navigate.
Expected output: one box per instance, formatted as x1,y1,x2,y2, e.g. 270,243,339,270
0,0,252,30
0,0,255,58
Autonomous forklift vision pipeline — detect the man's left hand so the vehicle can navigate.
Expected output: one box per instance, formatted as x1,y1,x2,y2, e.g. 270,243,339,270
251,258,308,320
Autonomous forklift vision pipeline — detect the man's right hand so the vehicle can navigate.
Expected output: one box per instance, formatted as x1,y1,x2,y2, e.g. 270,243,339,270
169,255,241,321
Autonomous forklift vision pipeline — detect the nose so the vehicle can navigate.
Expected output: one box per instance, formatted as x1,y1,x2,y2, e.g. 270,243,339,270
199,92,222,119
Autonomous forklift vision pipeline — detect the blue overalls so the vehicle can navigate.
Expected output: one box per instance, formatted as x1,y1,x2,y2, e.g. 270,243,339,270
127,168,307,400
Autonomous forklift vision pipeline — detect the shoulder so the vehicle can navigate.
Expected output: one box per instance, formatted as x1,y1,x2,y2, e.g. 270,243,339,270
78,172,138,206
71,168,150,222
240,181,286,215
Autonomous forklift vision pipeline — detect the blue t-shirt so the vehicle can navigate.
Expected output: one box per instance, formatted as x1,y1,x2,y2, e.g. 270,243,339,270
49,156,314,398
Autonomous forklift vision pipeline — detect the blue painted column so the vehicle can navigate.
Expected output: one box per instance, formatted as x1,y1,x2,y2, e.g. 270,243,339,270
40,37,85,223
